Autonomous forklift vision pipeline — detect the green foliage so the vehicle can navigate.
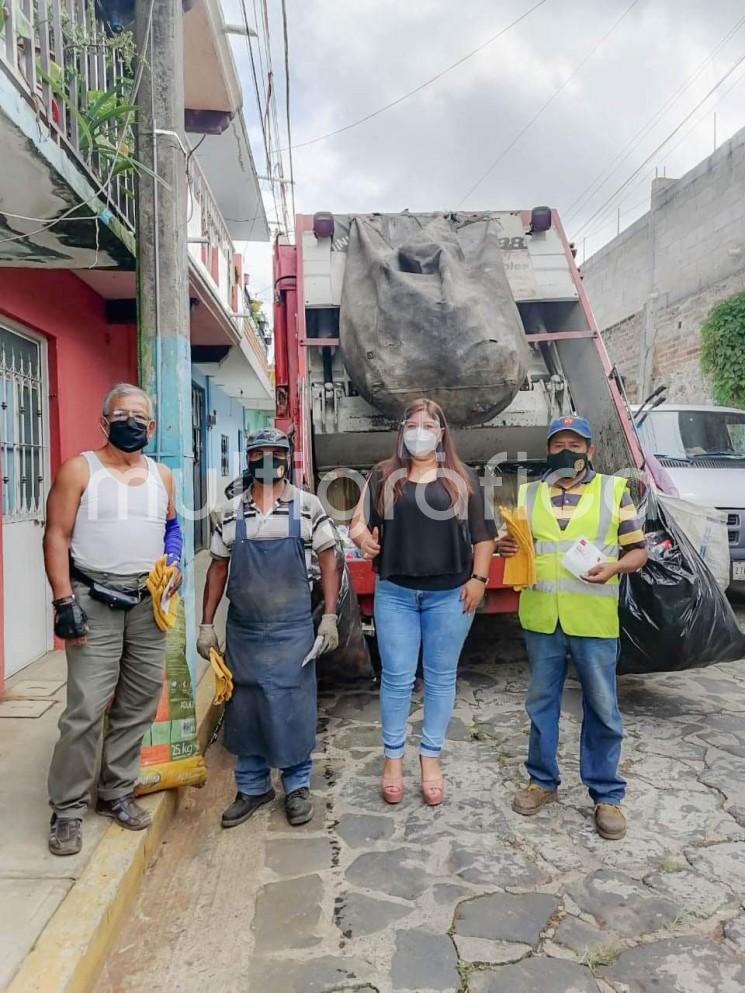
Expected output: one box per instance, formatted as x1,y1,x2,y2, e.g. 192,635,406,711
78,83,138,176
700,291,745,408
582,944,624,971
249,297,271,340
657,857,686,874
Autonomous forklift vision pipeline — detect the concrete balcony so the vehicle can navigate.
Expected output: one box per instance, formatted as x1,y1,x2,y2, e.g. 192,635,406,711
187,151,273,403
0,0,137,266
0,0,268,269
0,0,271,406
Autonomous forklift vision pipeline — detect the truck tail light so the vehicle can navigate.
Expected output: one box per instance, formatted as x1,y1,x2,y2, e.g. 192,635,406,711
530,206,552,233
313,212,335,240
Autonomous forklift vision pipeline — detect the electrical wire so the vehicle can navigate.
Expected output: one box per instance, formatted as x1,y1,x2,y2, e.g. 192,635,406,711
280,0,296,227
456,0,643,208
262,0,291,234
0,0,156,249
287,0,551,151
585,52,745,241
254,0,274,158
240,0,281,228
565,9,745,226
572,46,745,240
260,0,290,233
579,56,745,250
184,133,207,225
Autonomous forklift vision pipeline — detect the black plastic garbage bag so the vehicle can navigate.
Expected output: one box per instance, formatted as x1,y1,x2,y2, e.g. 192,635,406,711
618,492,745,674
340,213,529,426
312,544,375,683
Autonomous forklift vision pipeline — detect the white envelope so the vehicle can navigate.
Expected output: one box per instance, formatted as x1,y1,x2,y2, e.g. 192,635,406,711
561,537,605,581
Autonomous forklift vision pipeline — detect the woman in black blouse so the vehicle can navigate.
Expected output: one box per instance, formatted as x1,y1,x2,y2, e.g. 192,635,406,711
352,398,496,806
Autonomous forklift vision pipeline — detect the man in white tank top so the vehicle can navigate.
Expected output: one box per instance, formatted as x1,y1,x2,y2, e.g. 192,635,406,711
43,384,183,856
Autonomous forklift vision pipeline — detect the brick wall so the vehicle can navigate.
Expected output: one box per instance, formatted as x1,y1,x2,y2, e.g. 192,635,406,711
581,126,745,404
600,268,745,403
603,312,642,399
580,220,650,329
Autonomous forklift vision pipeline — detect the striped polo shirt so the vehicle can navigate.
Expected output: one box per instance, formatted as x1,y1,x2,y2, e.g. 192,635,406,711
210,481,337,577
542,468,646,551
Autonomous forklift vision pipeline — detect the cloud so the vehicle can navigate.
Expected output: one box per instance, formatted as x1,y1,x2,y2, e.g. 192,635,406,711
229,0,745,273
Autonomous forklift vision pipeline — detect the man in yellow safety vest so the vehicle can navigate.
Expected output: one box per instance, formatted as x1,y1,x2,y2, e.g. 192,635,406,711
497,415,648,840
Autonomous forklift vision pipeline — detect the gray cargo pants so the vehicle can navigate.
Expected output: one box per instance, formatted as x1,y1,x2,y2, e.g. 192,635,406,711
48,570,166,818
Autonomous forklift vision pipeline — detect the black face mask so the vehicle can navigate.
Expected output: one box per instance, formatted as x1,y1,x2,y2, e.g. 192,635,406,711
107,417,149,453
249,455,287,485
546,448,589,479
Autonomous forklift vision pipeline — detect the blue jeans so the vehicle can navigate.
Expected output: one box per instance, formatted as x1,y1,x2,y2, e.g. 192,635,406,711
375,579,474,759
235,755,312,796
523,626,626,805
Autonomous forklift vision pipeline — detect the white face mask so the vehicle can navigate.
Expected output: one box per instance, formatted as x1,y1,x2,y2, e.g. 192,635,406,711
403,428,439,457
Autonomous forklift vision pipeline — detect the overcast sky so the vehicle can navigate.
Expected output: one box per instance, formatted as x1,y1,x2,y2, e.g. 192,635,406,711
224,0,745,310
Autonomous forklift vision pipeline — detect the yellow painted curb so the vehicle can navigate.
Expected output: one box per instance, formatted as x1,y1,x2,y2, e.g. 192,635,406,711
7,668,221,993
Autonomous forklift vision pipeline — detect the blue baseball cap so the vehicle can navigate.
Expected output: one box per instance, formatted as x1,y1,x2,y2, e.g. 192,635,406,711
547,415,592,442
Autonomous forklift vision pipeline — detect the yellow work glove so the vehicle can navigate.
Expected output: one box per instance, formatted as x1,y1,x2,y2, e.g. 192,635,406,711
498,506,537,589
209,647,233,705
146,555,178,632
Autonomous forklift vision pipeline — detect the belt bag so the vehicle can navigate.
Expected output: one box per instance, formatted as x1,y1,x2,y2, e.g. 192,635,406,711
71,564,146,611
89,582,143,610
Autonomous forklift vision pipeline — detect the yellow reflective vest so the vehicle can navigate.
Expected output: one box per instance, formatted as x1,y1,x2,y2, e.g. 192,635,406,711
517,473,627,638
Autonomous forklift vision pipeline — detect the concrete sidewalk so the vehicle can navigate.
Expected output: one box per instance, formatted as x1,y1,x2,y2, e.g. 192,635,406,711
0,551,222,993
0,650,111,990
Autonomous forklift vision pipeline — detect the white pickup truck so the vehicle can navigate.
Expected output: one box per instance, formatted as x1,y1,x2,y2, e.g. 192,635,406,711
635,403,745,589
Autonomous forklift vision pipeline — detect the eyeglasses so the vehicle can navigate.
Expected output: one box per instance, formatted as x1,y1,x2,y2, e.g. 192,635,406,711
107,410,151,427
403,420,440,432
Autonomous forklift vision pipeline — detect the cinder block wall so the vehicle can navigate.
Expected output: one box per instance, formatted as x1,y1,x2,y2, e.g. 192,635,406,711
581,128,745,403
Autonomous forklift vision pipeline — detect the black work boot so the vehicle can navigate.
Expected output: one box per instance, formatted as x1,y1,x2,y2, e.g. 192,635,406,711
285,787,313,826
96,795,151,831
221,789,276,829
49,814,83,856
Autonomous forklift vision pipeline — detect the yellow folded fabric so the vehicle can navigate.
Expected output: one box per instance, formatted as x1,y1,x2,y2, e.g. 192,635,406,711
499,506,537,590
146,555,179,632
209,647,234,705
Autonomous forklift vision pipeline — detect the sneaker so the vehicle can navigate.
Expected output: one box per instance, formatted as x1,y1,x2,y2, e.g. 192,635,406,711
594,803,627,840
96,795,151,831
48,814,83,856
221,789,275,829
285,787,313,826
512,783,559,816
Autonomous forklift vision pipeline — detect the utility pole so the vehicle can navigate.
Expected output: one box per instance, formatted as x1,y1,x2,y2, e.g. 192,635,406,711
135,0,196,673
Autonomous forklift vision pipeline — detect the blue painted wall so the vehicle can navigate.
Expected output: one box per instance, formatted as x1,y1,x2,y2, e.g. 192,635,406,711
191,368,271,511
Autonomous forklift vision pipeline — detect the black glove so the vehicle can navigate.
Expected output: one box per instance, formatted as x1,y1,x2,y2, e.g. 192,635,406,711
53,597,89,640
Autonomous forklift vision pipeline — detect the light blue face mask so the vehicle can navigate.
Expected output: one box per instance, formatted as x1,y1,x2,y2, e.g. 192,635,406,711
403,428,439,457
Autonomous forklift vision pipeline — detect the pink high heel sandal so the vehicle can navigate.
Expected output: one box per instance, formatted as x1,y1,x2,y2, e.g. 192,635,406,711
381,760,404,805
381,779,404,804
420,756,444,807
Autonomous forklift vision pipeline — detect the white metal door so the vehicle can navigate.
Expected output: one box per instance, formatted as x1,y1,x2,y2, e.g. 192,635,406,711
1,325,51,676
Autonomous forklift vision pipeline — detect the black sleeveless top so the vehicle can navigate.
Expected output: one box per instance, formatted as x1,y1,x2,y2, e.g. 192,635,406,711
364,467,496,591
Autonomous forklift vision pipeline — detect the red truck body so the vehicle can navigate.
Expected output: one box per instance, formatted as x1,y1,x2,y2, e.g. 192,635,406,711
272,209,645,618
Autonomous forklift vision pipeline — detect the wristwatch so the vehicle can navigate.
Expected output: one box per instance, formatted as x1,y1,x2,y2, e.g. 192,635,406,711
471,573,488,584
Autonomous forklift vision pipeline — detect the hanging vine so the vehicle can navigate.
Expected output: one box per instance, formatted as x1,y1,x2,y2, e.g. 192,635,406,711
700,290,745,408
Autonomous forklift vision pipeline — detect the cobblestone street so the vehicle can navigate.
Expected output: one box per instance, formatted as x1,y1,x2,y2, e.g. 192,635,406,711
97,615,745,993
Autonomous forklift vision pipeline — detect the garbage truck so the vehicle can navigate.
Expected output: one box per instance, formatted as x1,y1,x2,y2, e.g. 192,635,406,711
272,208,645,617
